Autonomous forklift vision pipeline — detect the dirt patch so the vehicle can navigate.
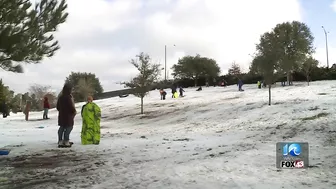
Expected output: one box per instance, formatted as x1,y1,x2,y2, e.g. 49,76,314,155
0,150,105,189
308,106,319,111
324,132,336,146
317,93,328,95
235,143,256,151
291,98,309,104
162,138,191,142
138,109,176,119
104,112,137,121
225,96,240,100
102,132,133,138
301,112,329,121
194,109,212,114
276,123,287,129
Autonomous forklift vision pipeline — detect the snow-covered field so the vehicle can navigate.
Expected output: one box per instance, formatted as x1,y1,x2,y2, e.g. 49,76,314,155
1,81,336,189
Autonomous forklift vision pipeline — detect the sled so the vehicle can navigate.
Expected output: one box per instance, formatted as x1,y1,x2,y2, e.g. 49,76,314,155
119,94,129,98
58,142,74,148
0,149,10,155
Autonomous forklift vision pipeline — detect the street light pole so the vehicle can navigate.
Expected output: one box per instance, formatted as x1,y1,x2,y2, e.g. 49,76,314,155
322,26,330,69
164,45,167,81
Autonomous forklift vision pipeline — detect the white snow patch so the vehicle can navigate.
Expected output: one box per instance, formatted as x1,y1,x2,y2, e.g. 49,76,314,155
0,81,335,189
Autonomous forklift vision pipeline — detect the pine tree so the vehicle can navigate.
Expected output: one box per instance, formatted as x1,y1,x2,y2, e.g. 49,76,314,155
0,79,6,103
0,0,68,72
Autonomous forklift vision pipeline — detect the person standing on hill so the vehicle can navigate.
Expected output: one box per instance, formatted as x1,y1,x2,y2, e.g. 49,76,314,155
56,83,77,147
24,101,31,121
179,86,185,97
159,89,167,100
238,79,244,91
81,96,101,145
257,81,261,89
171,85,177,98
43,96,50,119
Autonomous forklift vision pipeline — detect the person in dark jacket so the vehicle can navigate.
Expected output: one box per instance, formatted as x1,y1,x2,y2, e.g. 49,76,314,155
238,79,244,91
159,89,167,100
43,96,50,119
179,86,185,97
56,83,77,147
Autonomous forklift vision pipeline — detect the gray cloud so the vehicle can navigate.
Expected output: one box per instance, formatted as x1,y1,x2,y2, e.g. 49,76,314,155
1,0,303,93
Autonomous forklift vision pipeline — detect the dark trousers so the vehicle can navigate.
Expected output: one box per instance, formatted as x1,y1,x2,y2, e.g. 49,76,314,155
43,108,49,119
58,126,73,141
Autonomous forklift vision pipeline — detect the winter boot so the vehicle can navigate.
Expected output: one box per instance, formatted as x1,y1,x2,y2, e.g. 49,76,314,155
64,140,71,147
58,140,64,145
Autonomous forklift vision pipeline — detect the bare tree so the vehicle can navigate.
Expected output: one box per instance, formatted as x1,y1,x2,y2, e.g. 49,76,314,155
228,62,242,78
123,52,161,114
29,84,56,109
74,78,95,102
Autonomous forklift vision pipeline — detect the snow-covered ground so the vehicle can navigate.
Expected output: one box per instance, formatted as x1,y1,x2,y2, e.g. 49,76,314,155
1,81,336,189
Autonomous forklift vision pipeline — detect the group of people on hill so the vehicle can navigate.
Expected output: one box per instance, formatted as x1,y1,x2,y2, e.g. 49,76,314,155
18,83,102,148
56,83,101,147
159,85,185,100
22,96,51,121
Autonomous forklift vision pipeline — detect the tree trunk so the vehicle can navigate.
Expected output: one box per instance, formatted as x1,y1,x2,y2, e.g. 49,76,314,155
194,77,198,87
287,72,290,86
268,84,271,106
140,97,144,114
307,74,310,86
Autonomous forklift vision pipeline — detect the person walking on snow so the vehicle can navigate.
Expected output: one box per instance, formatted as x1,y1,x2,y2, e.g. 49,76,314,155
24,101,31,121
43,96,50,119
159,89,167,100
257,81,261,89
179,86,185,97
171,85,177,98
56,83,77,147
238,79,244,91
81,96,101,145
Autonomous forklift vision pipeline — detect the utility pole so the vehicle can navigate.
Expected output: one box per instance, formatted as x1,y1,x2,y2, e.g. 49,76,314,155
164,44,176,82
322,26,329,69
164,45,167,81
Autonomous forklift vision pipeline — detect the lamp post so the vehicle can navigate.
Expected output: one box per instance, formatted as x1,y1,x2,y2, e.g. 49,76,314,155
322,26,330,69
164,44,176,81
164,45,167,81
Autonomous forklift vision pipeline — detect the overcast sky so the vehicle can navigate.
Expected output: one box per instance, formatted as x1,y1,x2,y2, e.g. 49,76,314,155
1,0,334,94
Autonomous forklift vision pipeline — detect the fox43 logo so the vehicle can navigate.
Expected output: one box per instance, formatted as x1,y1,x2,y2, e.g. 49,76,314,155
281,160,304,168
281,143,304,168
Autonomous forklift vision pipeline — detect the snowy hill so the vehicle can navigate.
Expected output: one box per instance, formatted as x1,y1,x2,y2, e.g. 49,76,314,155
0,81,336,189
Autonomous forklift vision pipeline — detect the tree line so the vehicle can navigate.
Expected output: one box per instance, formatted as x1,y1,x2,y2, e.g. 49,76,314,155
0,0,333,114
0,72,103,113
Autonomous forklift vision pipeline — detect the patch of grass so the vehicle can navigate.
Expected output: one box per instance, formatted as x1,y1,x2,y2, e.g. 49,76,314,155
301,112,329,121
317,93,328,95
308,106,319,111
274,101,285,105
324,133,336,146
